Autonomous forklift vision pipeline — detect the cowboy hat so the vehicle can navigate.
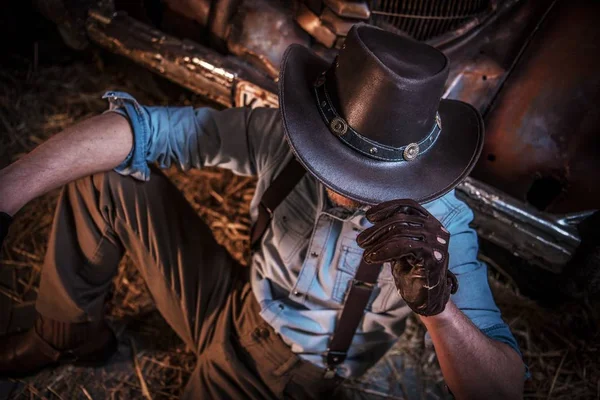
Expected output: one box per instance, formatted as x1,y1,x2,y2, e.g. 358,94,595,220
278,24,483,204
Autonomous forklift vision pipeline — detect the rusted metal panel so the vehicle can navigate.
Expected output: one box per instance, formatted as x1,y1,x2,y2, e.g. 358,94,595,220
321,7,361,37
471,0,600,213
235,80,279,108
296,3,337,48
441,0,600,213
227,0,311,79
86,9,277,108
442,0,548,113
207,0,240,48
163,0,212,26
323,0,370,20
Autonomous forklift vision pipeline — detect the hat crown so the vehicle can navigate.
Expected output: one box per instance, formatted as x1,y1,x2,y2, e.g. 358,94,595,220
332,25,449,148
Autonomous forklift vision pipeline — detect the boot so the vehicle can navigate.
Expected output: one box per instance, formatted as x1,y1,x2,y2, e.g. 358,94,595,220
0,314,117,377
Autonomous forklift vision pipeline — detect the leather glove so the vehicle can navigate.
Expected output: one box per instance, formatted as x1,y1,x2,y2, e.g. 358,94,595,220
0,212,13,252
357,199,458,316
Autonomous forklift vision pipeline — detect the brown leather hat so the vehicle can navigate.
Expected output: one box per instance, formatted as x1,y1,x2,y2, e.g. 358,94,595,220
279,24,484,205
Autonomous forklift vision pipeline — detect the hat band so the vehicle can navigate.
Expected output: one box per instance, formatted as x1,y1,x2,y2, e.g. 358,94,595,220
314,68,442,162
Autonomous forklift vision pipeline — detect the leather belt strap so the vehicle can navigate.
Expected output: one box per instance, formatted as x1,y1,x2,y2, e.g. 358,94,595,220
250,158,307,249
324,259,382,378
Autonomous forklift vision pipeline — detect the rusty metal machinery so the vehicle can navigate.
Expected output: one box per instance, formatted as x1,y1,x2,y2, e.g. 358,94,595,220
34,0,597,277
86,9,278,109
473,0,600,214
457,177,587,272
84,5,594,274
295,0,496,49
16,4,600,397
440,0,600,215
369,0,492,42
226,0,311,79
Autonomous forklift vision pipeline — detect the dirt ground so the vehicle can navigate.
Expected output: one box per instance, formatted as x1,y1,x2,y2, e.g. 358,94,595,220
0,14,599,400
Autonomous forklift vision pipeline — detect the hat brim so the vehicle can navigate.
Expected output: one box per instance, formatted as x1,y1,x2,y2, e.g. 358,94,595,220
279,44,484,205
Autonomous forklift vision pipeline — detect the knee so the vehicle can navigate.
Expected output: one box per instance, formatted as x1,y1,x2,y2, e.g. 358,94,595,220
68,170,159,197
65,170,124,199
96,168,173,200
60,172,119,222
65,168,174,219
91,170,135,195
62,170,141,215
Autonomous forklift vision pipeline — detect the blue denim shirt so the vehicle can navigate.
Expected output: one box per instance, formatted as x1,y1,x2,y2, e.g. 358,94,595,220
104,91,524,379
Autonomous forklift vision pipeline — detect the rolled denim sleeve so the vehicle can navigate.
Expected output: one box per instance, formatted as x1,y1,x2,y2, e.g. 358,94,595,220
103,91,288,181
443,195,529,376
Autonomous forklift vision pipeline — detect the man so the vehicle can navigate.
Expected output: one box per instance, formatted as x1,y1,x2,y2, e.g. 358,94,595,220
0,25,525,398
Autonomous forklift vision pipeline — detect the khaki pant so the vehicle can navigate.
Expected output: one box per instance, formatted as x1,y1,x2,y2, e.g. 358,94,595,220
36,169,343,399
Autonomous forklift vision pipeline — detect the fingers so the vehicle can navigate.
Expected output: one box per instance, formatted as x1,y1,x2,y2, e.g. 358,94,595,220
365,199,429,223
357,215,427,247
362,238,433,264
362,234,448,266
357,217,450,249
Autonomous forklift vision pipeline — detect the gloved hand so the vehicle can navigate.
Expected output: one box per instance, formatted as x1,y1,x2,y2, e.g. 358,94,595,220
357,199,458,316
0,212,13,252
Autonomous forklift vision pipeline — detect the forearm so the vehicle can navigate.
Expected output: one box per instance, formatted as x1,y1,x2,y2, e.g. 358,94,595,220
0,113,132,215
420,301,524,400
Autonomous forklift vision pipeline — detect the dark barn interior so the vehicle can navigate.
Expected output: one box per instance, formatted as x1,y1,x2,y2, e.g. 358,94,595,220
0,0,599,398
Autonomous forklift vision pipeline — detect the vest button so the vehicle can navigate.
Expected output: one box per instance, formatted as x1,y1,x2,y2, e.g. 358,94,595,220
259,328,270,338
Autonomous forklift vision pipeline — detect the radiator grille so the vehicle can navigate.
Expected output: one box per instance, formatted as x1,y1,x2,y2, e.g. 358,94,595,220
369,0,491,42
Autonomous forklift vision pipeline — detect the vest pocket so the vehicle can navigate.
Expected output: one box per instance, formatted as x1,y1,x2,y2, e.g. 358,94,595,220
331,243,379,310
331,240,398,313
271,196,314,264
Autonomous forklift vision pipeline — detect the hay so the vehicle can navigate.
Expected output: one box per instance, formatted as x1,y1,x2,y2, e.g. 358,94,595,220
0,52,204,399
489,273,600,399
0,50,599,399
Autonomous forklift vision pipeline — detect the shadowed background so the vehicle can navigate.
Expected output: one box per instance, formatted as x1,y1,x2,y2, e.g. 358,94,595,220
0,2,598,399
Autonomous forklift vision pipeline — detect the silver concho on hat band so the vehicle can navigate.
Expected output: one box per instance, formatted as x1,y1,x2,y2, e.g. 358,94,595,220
314,67,443,162
403,143,420,161
330,117,348,136
315,74,326,87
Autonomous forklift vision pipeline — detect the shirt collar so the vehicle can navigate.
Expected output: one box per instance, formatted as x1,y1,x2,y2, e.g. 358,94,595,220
315,180,370,227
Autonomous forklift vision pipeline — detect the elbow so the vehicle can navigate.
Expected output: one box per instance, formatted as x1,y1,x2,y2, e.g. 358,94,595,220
495,343,526,400
506,364,525,400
